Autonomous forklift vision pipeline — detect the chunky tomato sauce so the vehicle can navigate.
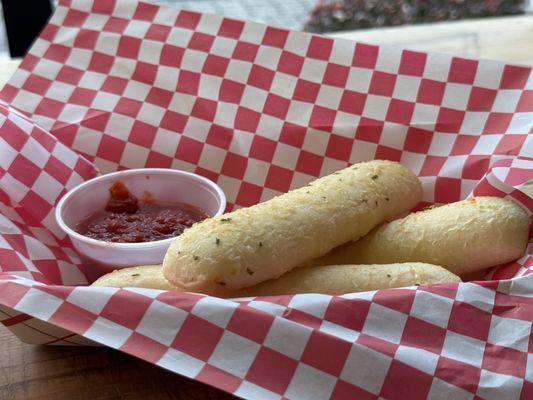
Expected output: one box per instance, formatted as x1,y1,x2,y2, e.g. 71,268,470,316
77,181,208,243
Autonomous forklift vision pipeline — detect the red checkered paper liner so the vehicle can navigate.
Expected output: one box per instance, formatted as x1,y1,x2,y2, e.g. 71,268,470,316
1,0,533,398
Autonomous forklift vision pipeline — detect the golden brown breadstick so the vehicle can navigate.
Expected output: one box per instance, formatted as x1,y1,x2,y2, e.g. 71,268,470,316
311,197,529,276
235,262,461,296
163,160,422,292
91,263,460,296
92,265,181,291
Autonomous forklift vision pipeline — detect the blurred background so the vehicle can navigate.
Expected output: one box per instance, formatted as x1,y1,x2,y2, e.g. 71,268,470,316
0,0,531,62
305,0,528,32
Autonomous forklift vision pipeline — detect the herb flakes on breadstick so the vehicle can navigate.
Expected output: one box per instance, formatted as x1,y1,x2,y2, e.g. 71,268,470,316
235,263,461,296
92,262,460,297
92,265,182,291
311,196,529,276
163,160,422,292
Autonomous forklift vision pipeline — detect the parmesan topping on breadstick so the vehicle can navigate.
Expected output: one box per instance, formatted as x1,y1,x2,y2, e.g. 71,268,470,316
311,196,529,276
163,160,422,292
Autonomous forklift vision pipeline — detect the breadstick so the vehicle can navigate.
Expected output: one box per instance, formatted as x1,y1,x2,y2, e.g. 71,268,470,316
235,263,461,296
311,197,529,276
91,265,229,296
92,265,181,291
163,160,422,292
92,262,460,296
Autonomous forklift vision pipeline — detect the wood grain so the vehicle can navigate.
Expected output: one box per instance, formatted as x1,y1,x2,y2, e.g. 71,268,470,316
0,325,235,400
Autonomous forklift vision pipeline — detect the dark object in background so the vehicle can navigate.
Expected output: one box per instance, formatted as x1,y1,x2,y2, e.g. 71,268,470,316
305,0,526,33
1,0,53,57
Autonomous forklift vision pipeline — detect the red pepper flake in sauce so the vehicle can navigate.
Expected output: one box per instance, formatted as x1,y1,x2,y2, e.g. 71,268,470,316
77,181,208,243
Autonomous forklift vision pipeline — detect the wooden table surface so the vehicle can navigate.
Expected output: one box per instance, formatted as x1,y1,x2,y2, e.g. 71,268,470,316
0,326,234,399
1,14,532,400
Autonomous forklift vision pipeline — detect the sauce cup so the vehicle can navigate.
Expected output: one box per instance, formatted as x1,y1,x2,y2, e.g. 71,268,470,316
55,168,226,281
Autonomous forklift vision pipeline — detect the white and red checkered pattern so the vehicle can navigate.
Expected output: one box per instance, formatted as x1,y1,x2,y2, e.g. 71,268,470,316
0,0,532,398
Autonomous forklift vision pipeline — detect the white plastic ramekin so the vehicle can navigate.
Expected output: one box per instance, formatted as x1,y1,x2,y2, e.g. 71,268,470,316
55,168,226,280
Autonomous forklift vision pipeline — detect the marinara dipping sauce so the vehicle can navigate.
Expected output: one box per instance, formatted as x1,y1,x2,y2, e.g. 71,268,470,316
77,181,208,243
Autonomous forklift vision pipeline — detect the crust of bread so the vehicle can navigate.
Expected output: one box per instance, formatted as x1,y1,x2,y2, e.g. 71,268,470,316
235,262,460,296
91,263,460,297
162,160,422,292
91,265,182,291
311,197,529,276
